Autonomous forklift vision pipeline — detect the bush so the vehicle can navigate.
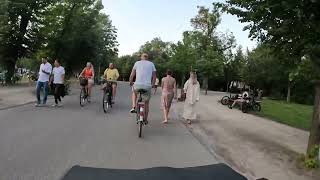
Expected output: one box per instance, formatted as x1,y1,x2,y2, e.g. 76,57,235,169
301,145,320,169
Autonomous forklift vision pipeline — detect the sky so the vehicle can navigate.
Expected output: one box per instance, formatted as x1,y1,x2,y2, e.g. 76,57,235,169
102,0,256,56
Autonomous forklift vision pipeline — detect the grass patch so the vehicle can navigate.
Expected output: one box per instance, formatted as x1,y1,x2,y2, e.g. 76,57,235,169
256,99,313,130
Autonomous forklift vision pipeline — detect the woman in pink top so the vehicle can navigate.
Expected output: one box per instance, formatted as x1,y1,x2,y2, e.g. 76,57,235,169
161,70,177,124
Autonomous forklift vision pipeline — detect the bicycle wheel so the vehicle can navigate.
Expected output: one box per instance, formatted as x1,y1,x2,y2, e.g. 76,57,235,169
221,96,230,105
253,103,261,112
80,88,86,107
241,103,248,113
102,91,109,113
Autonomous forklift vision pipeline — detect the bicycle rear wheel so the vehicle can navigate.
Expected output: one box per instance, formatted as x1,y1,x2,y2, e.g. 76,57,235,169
80,88,86,107
138,121,143,138
221,96,230,105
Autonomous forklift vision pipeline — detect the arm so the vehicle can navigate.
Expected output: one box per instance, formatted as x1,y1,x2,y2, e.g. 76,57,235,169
61,68,65,83
49,74,53,85
129,69,136,86
103,69,108,79
91,68,95,79
196,83,200,101
173,79,177,99
79,68,85,77
151,71,156,87
183,80,189,93
161,78,164,90
115,69,120,80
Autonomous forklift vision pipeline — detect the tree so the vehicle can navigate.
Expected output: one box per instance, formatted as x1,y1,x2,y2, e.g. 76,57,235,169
41,0,118,73
0,0,56,83
224,46,246,92
218,0,320,153
168,31,198,87
139,37,172,77
191,5,235,94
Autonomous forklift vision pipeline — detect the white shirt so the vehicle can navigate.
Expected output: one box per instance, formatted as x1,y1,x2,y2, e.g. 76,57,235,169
38,62,52,82
133,60,156,87
52,66,65,84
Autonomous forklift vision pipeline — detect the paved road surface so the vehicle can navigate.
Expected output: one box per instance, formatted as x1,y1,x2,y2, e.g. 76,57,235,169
0,82,217,180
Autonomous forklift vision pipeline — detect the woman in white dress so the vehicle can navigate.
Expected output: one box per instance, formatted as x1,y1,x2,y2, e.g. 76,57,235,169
183,71,200,124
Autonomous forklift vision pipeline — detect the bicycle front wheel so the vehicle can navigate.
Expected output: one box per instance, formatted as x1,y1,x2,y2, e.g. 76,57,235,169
103,92,109,113
80,88,86,107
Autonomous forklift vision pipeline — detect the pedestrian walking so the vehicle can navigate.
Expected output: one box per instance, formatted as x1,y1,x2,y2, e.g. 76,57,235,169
50,59,65,107
35,57,52,106
161,70,177,124
183,71,200,124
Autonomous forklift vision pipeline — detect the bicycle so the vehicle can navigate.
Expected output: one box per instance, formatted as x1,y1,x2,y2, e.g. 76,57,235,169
135,89,148,138
102,81,113,113
241,96,261,113
221,93,238,106
79,77,89,107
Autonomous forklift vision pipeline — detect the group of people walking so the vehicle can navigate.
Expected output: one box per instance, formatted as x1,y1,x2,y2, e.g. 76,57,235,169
35,53,201,124
36,57,65,107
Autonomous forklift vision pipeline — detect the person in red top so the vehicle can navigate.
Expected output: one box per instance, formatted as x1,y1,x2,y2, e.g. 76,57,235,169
80,62,95,101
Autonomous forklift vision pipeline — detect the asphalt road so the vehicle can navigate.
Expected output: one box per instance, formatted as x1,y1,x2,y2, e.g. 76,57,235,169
0,82,217,180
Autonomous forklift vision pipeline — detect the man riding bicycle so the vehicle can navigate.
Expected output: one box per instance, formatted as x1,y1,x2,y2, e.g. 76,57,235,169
129,53,157,123
103,63,120,103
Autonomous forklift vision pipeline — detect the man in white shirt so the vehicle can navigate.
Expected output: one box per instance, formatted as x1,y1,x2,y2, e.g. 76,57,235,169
129,53,157,122
36,57,52,106
50,59,65,107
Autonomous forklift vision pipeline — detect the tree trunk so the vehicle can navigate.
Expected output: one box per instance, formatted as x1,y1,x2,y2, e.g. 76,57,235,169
203,75,208,95
226,81,230,93
5,59,15,84
307,81,320,154
286,81,291,103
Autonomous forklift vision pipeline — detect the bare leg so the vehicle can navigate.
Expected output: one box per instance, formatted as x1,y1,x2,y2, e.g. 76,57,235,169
145,101,149,121
112,84,117,99
88,83,92,96
131,91,137,108
162,108,168,123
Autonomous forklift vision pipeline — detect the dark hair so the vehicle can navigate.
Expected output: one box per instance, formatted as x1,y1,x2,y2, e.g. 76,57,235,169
55,59,60,64
167,69,173,76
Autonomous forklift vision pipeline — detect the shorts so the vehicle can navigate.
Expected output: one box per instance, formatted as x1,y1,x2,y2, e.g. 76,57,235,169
88,78,94,85
133,84,151,101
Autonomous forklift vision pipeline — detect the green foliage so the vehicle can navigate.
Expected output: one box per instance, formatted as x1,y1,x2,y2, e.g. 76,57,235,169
257,99,313,130
0,0,118,82
301,145,320,169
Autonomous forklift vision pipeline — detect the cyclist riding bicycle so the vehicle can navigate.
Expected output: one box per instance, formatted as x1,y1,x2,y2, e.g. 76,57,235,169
129,53,157,123
103,63,120,103
79,62,94,102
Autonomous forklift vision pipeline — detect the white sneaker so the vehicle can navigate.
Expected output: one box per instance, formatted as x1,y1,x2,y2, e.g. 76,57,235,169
57,103,63,107
35,103,41,107
52,104,58,107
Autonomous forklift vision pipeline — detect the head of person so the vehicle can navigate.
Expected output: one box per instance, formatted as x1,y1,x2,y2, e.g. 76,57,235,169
42,57,48,64
141,53,149,60
54,59,60,67
86,62,92,69
109,63,114,69
166,69,173,76
189,71,197,84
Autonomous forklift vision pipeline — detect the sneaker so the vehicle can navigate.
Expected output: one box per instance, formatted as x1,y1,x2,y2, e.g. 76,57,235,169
35,103,41,107
52,104,58,107
130,108,136,113
57,103,63,107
